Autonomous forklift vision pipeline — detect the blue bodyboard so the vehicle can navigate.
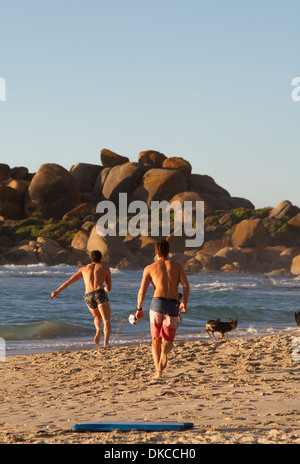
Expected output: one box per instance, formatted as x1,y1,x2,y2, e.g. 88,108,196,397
71,420,194,432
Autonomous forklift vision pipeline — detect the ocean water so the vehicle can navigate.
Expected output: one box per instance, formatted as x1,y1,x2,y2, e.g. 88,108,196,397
0,263,299,355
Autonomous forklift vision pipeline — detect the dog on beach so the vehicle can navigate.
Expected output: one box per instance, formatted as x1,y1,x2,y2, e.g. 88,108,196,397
295,312,300,328
206,318,238,340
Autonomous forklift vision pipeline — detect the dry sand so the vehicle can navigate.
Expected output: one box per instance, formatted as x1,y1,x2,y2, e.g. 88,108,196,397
0,332,299,444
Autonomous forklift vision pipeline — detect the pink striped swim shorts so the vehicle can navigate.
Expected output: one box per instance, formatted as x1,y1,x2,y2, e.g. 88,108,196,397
150,310,178,341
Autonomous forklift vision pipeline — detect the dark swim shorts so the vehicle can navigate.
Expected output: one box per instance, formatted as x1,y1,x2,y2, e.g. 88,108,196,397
84,289,109,309
150,297,179,317
149,297,180,341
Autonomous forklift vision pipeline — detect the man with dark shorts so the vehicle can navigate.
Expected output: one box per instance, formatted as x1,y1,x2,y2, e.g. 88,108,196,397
51,250,112,347
136,240,190,378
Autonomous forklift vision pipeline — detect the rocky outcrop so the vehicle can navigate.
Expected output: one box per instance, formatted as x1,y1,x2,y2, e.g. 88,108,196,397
138,150,166,168
269,200,299,219
93,167,111,197
291,255,300,276
71,230,89,251
86,225,133,266
0,164,11,181
24,164,81,219
169,191,204,210
62,203,95,221
131,168,187,207
100,148,129,167
9,166,29,180
1,149,300,275
0,185,24,218
162,156,192,176
231,218,267,247
102,162,145,203
190,174,231,198
287,214,300,232
70,163,102,193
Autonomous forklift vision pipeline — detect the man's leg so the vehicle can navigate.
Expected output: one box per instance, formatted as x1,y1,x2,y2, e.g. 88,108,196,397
156,315,177,377
98,301,111,347
157,340,173,377
152,336,162,377
88,307,102,344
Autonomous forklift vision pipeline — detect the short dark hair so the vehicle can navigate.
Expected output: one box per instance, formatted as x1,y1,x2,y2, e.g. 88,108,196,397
155,240,169,258
90,250,102,263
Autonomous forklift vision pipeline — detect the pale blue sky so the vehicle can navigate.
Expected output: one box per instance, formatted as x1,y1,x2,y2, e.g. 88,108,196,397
1,0,299,208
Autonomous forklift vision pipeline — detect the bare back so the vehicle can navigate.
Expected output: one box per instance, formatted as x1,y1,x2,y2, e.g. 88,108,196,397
81,262,111,294
148,259,182,299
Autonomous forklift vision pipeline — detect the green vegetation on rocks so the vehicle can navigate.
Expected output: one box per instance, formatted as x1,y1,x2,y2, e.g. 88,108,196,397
13,218,78,246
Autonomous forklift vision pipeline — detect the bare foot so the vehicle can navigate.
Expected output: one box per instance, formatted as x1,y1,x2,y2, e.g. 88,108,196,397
159,351,168,373
94,331,101,345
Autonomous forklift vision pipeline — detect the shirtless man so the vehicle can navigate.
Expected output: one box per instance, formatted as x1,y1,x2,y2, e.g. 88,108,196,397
50,250,112,347
136,240,190,378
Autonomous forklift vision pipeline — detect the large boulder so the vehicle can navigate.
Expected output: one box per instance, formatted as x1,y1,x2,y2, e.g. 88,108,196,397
70,163,102,193
287,213,300,232
24,163,81,219
169,191,203,208
269,201,299,219
198,193,233,215
6,179,30,196
100,148,129,167
231,218,267,247
138,150,166,167
227,197,255,210
291,254,300,276
71,230,89,251
131,168,187,207
0,185,24,218
3,241,39,265
162,157,192,176
258,245,286,261
278,247,300,267
101,162,146,203
10,166,29,180
191,193,254,216
168,192,205,232
93,167,111,197
62,203,96,221
192,250,217,271
213,246,247,268
190,174,230,197
0,164,10,181
86,225,133,266
35,236,64,264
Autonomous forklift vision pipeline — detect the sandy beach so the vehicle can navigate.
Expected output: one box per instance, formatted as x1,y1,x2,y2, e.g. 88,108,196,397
0,332,299,445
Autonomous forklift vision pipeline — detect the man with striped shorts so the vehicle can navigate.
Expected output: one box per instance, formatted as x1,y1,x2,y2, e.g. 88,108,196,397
136,240,190,378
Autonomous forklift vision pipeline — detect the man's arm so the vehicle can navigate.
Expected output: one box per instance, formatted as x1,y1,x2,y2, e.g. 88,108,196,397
135,266,151,319
50,269,83,299
179,266,190,313
104,268,112,293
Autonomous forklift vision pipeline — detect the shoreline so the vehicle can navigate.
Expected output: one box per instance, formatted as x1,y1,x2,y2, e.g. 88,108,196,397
4,325,298,357
1,332,299,444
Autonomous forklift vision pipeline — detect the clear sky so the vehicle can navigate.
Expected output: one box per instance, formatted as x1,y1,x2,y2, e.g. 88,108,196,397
1,0,299,209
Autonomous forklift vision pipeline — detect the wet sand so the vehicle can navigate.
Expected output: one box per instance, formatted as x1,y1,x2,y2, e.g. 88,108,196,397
0,332,299,444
